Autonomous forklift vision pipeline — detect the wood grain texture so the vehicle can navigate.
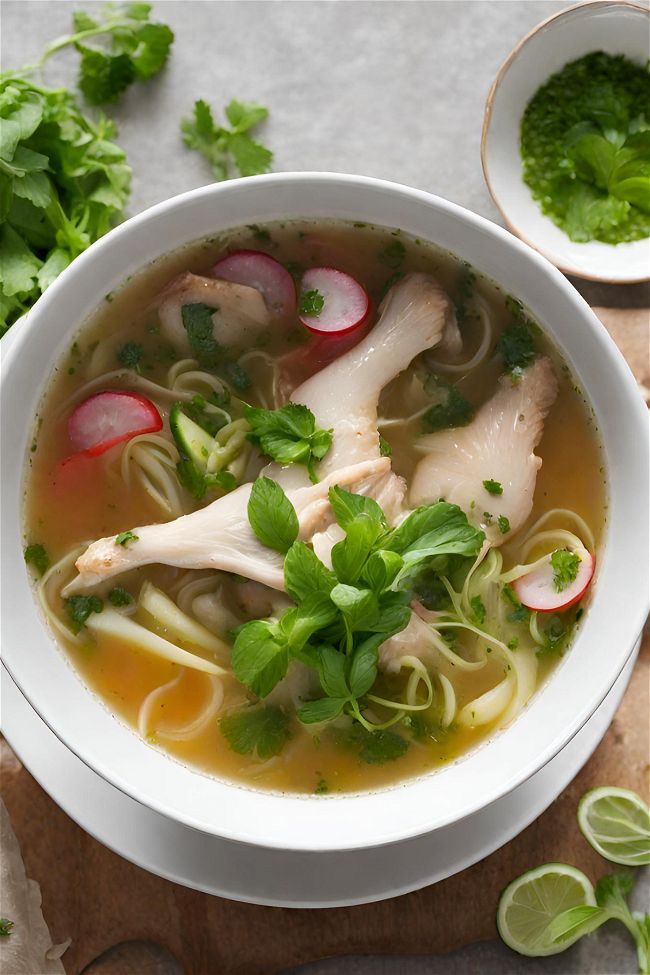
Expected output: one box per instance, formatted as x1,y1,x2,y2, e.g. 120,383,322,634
1,305,648,975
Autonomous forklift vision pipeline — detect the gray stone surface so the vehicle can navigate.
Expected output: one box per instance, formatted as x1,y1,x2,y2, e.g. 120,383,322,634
2,2,647,973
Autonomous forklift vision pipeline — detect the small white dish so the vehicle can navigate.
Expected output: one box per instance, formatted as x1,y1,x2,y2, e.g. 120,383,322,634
481,1,650,283
1,649,637,906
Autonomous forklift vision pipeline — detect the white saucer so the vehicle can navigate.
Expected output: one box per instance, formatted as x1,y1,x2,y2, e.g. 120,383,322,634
0,648,637,908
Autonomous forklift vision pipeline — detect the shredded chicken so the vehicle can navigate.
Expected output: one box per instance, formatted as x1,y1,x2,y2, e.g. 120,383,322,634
158,272,269,353
67,458,391,593
410,357,559,543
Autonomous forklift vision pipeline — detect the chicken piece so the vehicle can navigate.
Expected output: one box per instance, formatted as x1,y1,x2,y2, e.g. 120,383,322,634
158,272,269,353
410,357,559,543
291,273,453,475
67,458,391,593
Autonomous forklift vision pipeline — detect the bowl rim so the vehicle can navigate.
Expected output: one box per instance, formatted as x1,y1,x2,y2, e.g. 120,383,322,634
1,171,648,852
480,0,650,285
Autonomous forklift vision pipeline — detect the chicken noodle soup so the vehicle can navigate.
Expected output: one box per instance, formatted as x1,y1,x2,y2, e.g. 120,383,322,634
24,221,605,794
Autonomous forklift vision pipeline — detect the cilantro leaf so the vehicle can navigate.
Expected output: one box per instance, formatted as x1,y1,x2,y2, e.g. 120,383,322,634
247,477,299,554
245,403,333,482
24,542,49,576
551,549,581,592
0,918,14,937
483,478,503,496
497,515,510,535
115,530,138,546
220,705,290,759
108,586,134,607
181,303,221,367
421,375,475,434
497,321,538,373
64,593,103,632
117,341,144,371
181,97,272,181
299,288,325,316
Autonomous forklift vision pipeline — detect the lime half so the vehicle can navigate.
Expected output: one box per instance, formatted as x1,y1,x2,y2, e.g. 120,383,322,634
497,863,596,957
578,786,650,867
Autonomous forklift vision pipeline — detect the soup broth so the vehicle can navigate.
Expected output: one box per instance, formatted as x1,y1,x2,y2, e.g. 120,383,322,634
24,220,605,794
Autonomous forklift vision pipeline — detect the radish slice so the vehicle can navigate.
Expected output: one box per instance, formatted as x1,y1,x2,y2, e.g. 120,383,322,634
513,548,595,613
68,391,162,456
298,267,370,336
211,250,296,317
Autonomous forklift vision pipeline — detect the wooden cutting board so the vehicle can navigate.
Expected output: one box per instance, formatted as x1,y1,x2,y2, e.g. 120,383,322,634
1,306,648,975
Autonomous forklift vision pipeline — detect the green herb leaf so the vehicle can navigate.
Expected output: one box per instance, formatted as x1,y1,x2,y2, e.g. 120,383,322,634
24,542,49,576
470,594,486,625
284,540,337,603
352,726,409,765
348,638,379,698
331,515,384,585
378,239,406,269
498,515,511,535
551,549,581,592
298,696,347,724
115,530,138,546
328,485,386,531
317,645,350,699
483,478,503,496
117,340,143,371
299,288,325,316
181,303,221,368
245,403,332,481
108,586,134,607
64,593,103,632
330,584,379,632
247,477,299,554
220,705,290,758
181,97,272,181
422,375,475,433
0,918,14,937
231,619,289,698
497,322,537,372
361,549,404,592
379,433,392,457
385,501,485,569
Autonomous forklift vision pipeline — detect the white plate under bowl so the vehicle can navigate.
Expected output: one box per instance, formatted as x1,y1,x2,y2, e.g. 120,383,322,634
2,173,648,854
482,1,650,283
0,648,638,908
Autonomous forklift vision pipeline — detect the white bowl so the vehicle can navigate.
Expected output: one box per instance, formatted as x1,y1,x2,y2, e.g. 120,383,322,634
481,1,650,283
1,173,648,854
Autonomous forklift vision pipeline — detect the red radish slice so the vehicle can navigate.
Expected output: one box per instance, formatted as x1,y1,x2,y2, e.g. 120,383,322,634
513,549,595,613
298,267,370,336
211,250,296,317
68,391,162,456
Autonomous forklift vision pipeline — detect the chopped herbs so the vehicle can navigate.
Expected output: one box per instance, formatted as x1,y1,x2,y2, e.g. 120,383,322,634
483,479,503,496
502,584,529,623
551,549,581,592
245,402,333,483
378,239,406,269
299,288,325,316
181,98,272,181
220,706,291,759
24,543,49,576
521,52,650,244
247,477,299,554
421,375,475,433
455,262,476,325
470,595,487,626
117,341,144,371
0,918,14,937
64,594,103,632
115,530,138,546
352,726,409,765
315,778,329,794
497,515,511,535
379,433,392,457
181,303,221,368
108,586,134,607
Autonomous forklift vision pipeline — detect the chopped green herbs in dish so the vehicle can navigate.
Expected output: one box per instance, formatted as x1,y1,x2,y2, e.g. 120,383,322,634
521,52,650,244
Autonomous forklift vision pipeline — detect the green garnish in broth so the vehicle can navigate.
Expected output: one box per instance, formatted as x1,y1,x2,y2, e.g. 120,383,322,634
551,549,582,592
244,403,333,483
521,52,650,244
298,288,325,316
24,542,49,576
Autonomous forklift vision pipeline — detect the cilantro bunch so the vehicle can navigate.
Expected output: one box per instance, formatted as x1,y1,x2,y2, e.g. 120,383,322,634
229,479,485,736
0,3,174,332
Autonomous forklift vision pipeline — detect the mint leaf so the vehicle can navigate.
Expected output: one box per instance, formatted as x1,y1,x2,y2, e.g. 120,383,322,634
284,541,336,603
247,477,299,554
386,501,484,566
298,697,346,724
328,486,386,531
231,619,289,697
220,705,290,759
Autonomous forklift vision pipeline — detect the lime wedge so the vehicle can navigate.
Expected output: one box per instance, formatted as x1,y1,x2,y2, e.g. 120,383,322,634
577,786,650,867
497,863,596,956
